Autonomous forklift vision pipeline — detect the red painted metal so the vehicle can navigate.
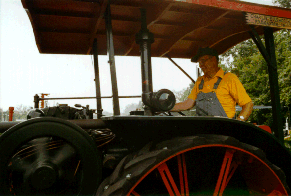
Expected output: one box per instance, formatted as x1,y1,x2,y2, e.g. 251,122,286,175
130,190,140,196
177,154,189,196
40,93,49,108
158,162,181,196
214,149,236,196
177,155,184,196
186,0,291,19
8,107,14,122
258,125,272,134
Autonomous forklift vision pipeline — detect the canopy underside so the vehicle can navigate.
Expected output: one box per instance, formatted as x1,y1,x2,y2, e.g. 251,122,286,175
21,0,291,58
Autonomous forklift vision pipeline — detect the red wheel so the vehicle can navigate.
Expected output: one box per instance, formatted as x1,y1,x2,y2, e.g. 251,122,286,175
97,135,289,196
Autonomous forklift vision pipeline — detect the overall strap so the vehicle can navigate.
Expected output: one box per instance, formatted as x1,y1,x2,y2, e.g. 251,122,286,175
199,79,204,90
213,71,228,90
199,71,228,90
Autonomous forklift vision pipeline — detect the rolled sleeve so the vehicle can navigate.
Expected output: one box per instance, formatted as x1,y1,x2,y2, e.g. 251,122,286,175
229,75,252,107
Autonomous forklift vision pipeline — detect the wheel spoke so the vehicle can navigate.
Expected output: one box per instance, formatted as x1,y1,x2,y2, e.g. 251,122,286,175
158,162,181,196
130,190,140,196
52,143,75,166
32,138,49,161
177,154,189,196
214,149,236,196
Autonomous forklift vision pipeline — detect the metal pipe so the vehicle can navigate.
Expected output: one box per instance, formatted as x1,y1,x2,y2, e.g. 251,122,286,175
0,119,106,134
136,8,154,116
166,54,195,84
38,95,141,101
105,3,120,115
93,39,103,119
68,119,106,129
34,94,39,109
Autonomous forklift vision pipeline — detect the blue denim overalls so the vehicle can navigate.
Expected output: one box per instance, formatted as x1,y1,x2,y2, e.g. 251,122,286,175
196,72,228,117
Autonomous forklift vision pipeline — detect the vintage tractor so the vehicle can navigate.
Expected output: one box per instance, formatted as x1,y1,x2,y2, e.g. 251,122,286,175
1,0,291,195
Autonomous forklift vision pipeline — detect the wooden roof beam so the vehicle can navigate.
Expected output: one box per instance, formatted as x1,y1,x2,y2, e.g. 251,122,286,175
158,9,230,57
86,0,109,54
183,25,250,55
28,10,94,18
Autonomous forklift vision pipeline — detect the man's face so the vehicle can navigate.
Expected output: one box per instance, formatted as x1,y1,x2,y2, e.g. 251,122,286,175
198,55,218,77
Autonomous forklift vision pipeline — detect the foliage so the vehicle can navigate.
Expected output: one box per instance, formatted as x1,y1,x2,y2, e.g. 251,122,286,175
13,105,32,121
273,0,291,8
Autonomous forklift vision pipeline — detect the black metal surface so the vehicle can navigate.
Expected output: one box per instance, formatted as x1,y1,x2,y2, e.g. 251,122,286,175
105,3,120,116
136,8,154,116
102,116,291,187
264,27,284,144
0,122,21,133
166,54,195,84
93,39,103,119
151,89,176,111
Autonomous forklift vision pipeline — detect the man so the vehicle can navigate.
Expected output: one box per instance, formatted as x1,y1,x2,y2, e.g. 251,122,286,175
171,47,253,121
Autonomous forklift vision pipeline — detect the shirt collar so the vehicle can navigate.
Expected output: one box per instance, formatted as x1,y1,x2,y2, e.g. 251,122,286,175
203,67,224,80
215,68,225,78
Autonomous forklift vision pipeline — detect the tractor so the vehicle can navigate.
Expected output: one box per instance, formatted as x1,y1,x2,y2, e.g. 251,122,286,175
1,0,291,195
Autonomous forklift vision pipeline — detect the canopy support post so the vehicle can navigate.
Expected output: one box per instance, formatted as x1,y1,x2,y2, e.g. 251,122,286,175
93,39,103,119
249,26,283,144
264,27,284,144
105,3,120,115
136,8,155,116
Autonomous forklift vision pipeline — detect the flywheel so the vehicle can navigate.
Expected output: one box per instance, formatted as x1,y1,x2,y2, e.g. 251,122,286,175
0,117,102,195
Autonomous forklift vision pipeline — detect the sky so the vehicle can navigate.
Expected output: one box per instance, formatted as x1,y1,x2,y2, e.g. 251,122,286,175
0,0,275,114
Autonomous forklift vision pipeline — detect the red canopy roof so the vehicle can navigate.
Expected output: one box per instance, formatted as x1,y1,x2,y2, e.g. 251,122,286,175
21,0,291,58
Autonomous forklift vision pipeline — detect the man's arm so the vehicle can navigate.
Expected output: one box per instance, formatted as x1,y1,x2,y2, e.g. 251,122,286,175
237,101,254,121
170,98,196,112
